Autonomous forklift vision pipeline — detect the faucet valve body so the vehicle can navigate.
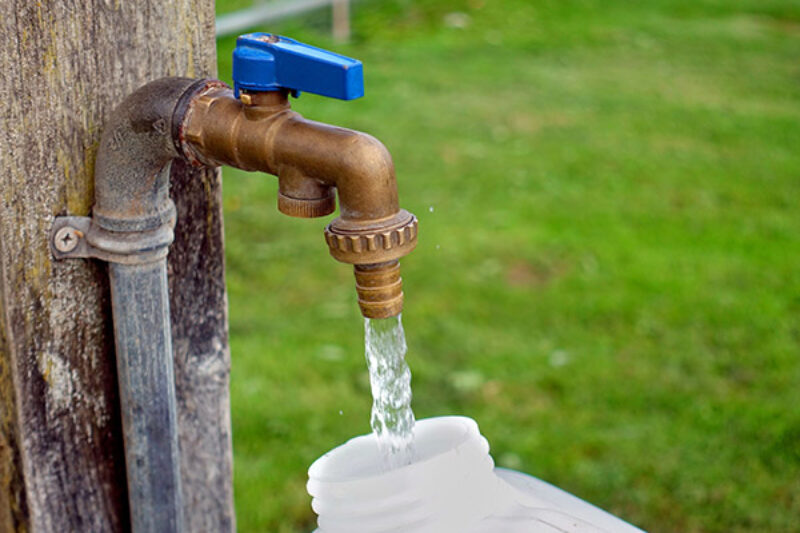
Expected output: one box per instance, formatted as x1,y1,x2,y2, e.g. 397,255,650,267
179,34,418,318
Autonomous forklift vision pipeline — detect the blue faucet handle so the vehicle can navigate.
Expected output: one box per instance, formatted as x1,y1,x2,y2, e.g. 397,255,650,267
232,33,364,100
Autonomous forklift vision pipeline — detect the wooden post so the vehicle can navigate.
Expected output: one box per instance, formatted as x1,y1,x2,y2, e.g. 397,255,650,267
0,1,234,531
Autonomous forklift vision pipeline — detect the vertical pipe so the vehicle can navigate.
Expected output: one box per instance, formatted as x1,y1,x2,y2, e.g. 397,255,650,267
109,259,183,533
332,0,350,42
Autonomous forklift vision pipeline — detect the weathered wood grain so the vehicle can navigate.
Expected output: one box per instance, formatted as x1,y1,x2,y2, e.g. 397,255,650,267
169,159,234,533
0,1,233,531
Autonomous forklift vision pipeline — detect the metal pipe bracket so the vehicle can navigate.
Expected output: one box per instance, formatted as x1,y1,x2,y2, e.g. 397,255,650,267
50,209,175,265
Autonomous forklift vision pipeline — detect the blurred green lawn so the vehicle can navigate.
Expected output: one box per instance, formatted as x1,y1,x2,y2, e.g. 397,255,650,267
215,1,800,531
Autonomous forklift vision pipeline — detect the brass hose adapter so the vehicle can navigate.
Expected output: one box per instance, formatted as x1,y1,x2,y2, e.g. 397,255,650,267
325,209,418,318
353,261,403,319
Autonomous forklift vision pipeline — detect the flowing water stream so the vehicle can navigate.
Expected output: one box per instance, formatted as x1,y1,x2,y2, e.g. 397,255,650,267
364,314,416,469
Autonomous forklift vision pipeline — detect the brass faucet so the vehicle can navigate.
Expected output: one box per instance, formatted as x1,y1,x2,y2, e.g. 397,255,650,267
178,83,417,319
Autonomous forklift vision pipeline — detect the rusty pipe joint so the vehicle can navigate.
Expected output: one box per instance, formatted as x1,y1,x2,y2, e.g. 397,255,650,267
179,86,417,318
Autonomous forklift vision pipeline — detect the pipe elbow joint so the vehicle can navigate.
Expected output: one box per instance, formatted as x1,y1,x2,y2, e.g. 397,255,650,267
93,77,207,233
88,77,216,263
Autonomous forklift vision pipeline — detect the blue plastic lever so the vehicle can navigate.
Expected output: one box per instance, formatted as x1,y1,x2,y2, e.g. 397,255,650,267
232,33,364,100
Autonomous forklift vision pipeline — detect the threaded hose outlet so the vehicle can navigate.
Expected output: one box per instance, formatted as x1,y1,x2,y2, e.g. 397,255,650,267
354,261,404,318
325,209,417,318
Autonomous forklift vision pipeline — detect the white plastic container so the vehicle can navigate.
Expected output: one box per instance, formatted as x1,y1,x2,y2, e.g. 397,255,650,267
307,416,646,533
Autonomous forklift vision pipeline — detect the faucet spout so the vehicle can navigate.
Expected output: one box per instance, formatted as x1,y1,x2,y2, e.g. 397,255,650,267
271,111,400,222
178,85,417,318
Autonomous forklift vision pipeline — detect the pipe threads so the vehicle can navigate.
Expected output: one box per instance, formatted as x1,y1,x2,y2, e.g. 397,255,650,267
354,261,403,319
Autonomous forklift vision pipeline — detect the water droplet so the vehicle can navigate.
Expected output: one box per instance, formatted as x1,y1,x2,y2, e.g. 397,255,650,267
549,350,569,367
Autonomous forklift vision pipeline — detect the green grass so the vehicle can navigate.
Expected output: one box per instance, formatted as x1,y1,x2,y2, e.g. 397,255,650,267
215,1,800,531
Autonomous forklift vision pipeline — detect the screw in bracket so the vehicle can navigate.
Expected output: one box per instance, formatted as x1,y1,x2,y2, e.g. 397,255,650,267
54,226,82,253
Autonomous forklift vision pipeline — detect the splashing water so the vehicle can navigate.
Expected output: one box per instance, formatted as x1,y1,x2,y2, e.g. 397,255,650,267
364,314,416,469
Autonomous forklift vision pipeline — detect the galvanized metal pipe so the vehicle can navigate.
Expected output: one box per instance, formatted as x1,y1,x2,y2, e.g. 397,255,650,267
89,78,212,531
109,259,183,533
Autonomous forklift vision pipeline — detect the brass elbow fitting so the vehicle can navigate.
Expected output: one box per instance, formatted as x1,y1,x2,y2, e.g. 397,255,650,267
179,84,417,318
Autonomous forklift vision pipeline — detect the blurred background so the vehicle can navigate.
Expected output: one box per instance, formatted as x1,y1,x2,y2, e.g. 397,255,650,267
214,1,800,531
